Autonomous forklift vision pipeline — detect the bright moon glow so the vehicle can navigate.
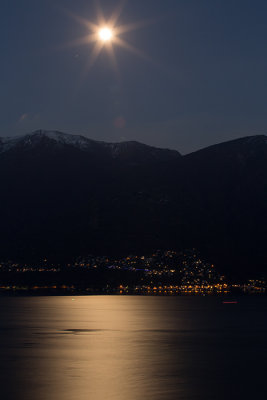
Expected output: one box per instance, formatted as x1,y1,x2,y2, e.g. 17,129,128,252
66,5,153,70
99,28,113,42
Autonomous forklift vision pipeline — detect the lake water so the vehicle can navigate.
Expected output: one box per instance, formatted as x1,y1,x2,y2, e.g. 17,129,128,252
0,296,266,400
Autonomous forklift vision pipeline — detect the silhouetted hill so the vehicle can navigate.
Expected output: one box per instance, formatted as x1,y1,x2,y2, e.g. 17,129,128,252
182,135,267,277
0,131,266,278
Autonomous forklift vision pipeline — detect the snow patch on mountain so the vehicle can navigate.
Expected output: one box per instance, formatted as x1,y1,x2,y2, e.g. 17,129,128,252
0,136,22,153
0,130,97,153
33,130,95,148
0,130,180,159
1,131,266,158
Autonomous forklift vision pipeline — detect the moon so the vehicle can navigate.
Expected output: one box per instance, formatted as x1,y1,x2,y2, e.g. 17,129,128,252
66,5,152,69
98,27,113,42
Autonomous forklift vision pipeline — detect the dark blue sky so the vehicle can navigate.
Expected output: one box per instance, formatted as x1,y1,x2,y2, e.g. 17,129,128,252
1,0,266,153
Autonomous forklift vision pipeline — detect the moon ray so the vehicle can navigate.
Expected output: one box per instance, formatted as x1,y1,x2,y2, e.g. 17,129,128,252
108,0,127,27
61,8,99,32
115,17,158,35
77,42,104,84
106,44,120,77
88,42,105,68
113,37,153,63
61,34,98,50
93,0,106,26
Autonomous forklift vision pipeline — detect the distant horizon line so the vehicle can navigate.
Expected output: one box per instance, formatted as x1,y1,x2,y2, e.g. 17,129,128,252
0,128,266,155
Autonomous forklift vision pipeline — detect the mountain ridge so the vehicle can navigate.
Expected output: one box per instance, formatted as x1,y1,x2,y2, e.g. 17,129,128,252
0,130,181,161
0,130,266,278
2,129,266,156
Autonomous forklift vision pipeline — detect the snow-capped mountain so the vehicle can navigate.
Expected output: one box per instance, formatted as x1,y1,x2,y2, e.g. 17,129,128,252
0,130,266,277
0,130,97,150
0,130,181,162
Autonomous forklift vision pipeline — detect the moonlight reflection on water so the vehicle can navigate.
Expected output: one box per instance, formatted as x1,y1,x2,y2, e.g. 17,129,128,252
0,296,266,400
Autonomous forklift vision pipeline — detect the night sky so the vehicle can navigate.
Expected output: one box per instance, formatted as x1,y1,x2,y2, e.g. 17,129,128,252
1,0,266,153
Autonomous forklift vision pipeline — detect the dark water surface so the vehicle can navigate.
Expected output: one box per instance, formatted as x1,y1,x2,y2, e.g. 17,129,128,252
0,296,266,400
